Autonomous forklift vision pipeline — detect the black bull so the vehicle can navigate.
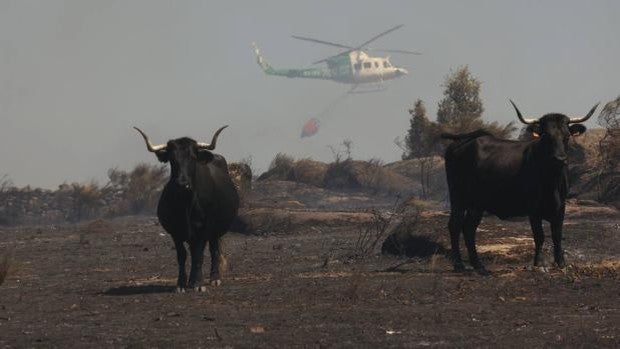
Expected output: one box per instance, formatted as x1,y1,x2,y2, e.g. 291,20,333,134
442,101,598,274
134,126,239,291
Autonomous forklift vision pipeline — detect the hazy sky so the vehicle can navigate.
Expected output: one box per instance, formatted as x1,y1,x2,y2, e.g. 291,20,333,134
1,0,618,188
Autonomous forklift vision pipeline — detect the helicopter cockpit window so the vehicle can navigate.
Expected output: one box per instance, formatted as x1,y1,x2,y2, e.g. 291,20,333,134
383,61,391,68
354,63,362,71
363,62,372,69
374,62,379,68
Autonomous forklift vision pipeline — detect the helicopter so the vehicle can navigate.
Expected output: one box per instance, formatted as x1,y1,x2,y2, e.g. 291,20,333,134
253,25,420,93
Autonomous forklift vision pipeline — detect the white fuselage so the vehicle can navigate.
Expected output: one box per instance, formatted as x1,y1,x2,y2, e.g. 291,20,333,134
348,51,408,84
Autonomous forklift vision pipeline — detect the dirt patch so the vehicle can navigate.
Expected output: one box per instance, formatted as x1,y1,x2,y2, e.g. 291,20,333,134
237,208,375,234
565,199,620,219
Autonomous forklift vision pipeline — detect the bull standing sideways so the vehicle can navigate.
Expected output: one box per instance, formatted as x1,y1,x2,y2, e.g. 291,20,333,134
442,101,598,274
134,126,239,292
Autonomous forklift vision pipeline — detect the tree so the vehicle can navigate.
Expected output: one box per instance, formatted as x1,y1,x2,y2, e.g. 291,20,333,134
437,66,484,131
399,100,442,198
402,99,440,159
437,66,516,138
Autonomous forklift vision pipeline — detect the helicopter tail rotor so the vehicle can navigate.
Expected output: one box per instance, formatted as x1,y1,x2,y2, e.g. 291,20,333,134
252,42,273,72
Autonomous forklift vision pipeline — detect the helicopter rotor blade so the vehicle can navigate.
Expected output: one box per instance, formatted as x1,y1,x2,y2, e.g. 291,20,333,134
367,49,422,55
291,35,353,49
353,24,404,51
309,25,406,65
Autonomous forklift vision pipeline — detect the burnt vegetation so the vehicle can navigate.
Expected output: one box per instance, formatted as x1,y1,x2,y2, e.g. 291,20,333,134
0,164,174,225
597,96,620,207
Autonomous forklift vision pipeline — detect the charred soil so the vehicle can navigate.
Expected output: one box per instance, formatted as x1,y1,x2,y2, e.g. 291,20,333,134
0,183,619,348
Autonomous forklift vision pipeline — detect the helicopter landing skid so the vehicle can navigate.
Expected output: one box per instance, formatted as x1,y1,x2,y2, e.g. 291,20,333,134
347,83,387,94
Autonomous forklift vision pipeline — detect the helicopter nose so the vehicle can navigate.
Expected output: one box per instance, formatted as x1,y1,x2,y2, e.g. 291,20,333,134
395,68,408,76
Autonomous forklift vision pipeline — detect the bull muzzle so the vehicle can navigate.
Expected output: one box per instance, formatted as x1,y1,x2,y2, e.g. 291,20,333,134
176,176,192,190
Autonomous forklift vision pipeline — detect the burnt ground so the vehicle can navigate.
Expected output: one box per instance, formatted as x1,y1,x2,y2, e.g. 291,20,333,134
0,183,619,348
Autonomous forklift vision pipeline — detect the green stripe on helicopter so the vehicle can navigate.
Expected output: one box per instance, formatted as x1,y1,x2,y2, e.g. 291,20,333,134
253,43,334,80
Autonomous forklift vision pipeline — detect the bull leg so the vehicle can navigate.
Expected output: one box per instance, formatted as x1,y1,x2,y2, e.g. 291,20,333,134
550,219,566,268
528,216,545,267
448,209,465,272
173,238,187,292
187,238,207,291
208,235,224,286
463,209,486,275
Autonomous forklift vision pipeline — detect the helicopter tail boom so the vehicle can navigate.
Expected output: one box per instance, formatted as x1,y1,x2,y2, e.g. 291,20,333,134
252,43,333,81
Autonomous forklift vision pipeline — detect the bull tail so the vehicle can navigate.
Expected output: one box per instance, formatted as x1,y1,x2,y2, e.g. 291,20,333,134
219,253,228,274
441,129,492,141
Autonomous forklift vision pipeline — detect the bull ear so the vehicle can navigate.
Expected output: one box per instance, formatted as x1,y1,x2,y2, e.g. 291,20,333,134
196,149,214,163
527,124,541,138
155,150,169,163
569,124,587,137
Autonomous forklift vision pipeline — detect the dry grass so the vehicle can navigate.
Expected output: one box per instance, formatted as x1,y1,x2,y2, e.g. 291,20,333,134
288,158,328,187
259,153,415,195
262,153,295,180
228,162,253,200
323,160,414,194
258,154,328,188
352,208,393,259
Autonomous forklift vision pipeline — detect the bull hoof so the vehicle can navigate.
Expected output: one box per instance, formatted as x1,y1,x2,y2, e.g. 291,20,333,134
192,286,207,292
538,266,549,273
174,287,185,294
534,255,552,268
210,279,222,287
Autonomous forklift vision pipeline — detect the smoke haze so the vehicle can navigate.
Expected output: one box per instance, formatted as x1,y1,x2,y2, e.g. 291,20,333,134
1,0,618,187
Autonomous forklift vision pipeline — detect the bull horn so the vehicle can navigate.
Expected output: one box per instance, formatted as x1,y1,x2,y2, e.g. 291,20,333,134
197,125,229,150
569,103,600,124
509,100,538,125
133,127,167,152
